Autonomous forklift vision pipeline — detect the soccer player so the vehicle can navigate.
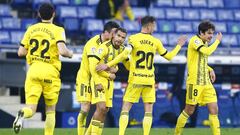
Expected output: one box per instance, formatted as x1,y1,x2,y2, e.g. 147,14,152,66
88,27,128,135
96,16,187,135
174,21,222,135
13,3,73,135
75,21,120,135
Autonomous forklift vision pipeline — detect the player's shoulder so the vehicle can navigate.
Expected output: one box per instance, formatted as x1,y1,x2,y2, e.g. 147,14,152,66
86,35,101,46
190,35,203,45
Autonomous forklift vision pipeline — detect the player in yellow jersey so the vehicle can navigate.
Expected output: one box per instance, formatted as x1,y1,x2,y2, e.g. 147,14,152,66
12,3,73,135
75,21,120,135
174,21,222,135
87,27,128,135
96,16,187,135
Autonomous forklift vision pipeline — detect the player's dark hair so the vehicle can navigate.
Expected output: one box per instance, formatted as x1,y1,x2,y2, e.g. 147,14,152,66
198,20,215,35
115,27,127,35
141,16,156,27
39,3,55,20
103,21,120,33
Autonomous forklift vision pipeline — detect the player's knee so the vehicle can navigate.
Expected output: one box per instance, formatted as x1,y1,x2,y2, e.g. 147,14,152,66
81,102,91,112
97,105,108,114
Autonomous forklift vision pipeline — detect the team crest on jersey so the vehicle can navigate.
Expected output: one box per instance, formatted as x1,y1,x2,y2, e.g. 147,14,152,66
91,47,96,54
98,48,103,54
194,39,201,45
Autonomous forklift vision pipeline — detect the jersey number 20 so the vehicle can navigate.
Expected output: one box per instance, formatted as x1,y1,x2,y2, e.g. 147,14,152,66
136,51,154,70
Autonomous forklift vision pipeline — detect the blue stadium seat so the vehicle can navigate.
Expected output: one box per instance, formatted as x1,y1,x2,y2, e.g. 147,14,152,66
154,0,173,7
224,0,240,8
175,21,193,32
12,0,27,3
157,20,175,33
227,23,240,33
87,0,99,6
234,10,240,21
123,20,140,32
21,18,38,29
131,7,148,19
217,10,234,21
104,19,122,27
200,9,217,20
1,18,21,29
168,34,180,46
153,34,168,46
0,20,2,29
57,6,78,18
183,9,199,20
149,8,165,19
0,31,10,44
192,21,200,33
63,18,79,31
214,22,227,33
69,0,86,5
10,31,25,44
32,0,51,8
82,19,103,36
191,0,207,7
221,35,238,47
208,0,224,8
174,0,190,7
218,90,232,107
78,6,95,18
52,0,69,5
0,5,12,17
166,8,182,20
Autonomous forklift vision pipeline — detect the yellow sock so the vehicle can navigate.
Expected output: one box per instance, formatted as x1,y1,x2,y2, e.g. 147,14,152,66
143,112,152,135
126,6,134,21
91,120,100,135
78,111,88,135
175,111,189,135
98,122,104,135
119,111,129,135
85,119,93,135
22,107,33,118
44,111,55,135
209,114,221,135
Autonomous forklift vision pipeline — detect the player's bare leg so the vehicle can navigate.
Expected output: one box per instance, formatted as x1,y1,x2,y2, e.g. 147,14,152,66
119,101,133,135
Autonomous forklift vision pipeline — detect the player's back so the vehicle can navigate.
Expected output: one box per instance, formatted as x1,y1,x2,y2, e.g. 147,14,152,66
76,35,102,84
22,22,66,71
128,33,164,85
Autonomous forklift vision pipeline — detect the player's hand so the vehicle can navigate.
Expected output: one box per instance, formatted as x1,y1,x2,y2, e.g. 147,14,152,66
96,64,109,72
95,83,103,91
209,70,216,83
177,35,188,47
109,73,116,80
216,32,222,42
68,50,73,58
109,67,118,73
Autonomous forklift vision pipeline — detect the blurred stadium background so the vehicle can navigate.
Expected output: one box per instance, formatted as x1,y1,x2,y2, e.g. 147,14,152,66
0,0,240,134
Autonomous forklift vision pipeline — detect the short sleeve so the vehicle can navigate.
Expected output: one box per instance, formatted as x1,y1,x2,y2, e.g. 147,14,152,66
95,45,108,60
56,27,66,44
156,39,167,56
20,28,31,49
192,38,204,51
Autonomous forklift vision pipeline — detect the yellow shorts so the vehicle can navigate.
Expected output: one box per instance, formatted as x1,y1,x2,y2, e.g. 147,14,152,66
25,63,61,106
76,81,91,103
91,78,114,107
186,84,217,106
123,83,155,103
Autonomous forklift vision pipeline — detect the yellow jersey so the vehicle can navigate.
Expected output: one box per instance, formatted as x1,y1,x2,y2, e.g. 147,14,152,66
89,40,125,84
21,22,66,71
187,35,220,85
107,33,182,85
76,35,103,84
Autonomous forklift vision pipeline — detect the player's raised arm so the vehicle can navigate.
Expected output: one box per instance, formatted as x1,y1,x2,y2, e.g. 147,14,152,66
18,46,28,57
197,32,222,56
159,35,187,61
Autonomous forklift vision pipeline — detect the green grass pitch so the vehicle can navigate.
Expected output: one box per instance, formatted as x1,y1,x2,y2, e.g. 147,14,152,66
0,128,240,135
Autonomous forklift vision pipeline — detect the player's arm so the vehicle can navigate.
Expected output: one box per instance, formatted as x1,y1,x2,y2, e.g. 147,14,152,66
122,58,130,70
207,65,216,83
207,65,213,72
158,35,187,61
57,42,73,58
57,28,73,58
197,32,222,56
107,46,131,67
18,28,30,57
